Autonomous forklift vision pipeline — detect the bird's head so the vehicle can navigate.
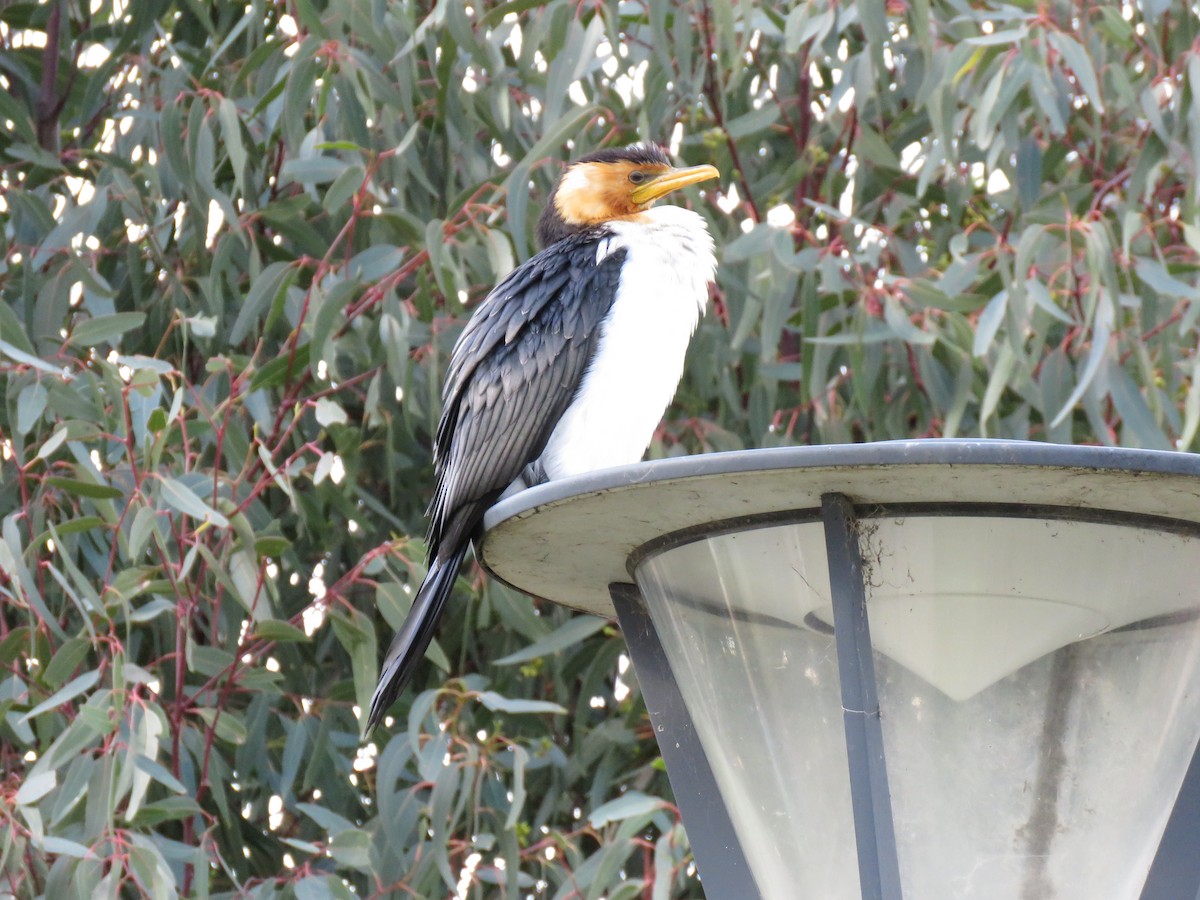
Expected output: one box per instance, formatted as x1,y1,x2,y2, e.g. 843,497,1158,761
537,143,719,247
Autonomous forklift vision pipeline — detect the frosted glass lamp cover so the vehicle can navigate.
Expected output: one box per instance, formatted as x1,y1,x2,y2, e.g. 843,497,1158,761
635,516,1200,899
479,441,1200,900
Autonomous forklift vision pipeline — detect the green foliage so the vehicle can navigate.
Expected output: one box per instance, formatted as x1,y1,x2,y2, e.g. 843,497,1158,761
1,0,1198,897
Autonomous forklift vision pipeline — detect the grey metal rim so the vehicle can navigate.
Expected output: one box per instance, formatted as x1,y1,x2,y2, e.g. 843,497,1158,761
484,439,1200,532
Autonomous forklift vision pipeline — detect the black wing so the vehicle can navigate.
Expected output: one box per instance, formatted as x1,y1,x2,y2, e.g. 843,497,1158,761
368,233,625,726
426,232,627,559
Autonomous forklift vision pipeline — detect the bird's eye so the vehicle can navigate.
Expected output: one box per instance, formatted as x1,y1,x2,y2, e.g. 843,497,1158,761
628,171,648,184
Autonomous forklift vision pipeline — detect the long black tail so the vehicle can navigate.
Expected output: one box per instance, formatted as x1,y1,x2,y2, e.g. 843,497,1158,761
366,542,470,731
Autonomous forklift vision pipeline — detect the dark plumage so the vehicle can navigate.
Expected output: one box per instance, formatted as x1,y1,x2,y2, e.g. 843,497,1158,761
574,144,672,167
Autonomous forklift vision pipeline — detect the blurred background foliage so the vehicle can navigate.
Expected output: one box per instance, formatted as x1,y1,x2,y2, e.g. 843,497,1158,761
2,0,1199,896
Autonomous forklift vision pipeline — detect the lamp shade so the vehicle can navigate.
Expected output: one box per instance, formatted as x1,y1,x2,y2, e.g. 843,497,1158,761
479,441,1200,900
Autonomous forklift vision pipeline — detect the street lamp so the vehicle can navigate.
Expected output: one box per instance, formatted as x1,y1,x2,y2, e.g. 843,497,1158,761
479,440,1200,900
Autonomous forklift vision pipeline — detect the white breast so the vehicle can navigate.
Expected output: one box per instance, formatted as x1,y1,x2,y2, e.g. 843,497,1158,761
537,206,716,481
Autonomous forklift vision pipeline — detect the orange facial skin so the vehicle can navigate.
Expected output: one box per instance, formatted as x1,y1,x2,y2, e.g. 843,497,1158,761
553,160,720,228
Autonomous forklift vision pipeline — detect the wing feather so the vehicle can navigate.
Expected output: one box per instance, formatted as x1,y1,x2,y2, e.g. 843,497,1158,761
442,245,575,405
426,235,626,559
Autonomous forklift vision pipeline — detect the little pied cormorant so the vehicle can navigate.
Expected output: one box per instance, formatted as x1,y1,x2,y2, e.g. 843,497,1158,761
367,143,719,729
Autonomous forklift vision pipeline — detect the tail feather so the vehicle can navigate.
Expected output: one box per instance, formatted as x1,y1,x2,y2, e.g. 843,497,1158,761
367,543,470,730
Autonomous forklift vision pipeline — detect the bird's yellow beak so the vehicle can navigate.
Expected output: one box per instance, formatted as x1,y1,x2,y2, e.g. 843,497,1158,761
630,164,720,205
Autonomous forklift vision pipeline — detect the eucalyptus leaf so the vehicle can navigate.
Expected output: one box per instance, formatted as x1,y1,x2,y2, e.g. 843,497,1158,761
160,478,231,528
16,382,48,435
494,615,608,666
15,770,57,806
21,671,100,723
589,791,664,828
478,692,567,715
66,313,147,349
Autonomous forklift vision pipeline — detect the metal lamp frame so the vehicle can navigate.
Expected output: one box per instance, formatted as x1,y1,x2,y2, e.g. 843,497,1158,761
480,441,1200,900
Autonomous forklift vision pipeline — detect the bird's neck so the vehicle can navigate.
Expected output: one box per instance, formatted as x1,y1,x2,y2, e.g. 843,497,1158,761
608,206,717,287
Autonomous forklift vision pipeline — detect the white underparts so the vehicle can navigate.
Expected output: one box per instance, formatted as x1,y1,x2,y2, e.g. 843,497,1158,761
535,206,716,481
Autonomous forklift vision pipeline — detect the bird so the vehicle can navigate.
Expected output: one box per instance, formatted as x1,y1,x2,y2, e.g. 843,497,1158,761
367,143,719,729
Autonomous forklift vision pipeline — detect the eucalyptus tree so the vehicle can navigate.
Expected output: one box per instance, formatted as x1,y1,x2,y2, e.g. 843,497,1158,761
2,1,1197,897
